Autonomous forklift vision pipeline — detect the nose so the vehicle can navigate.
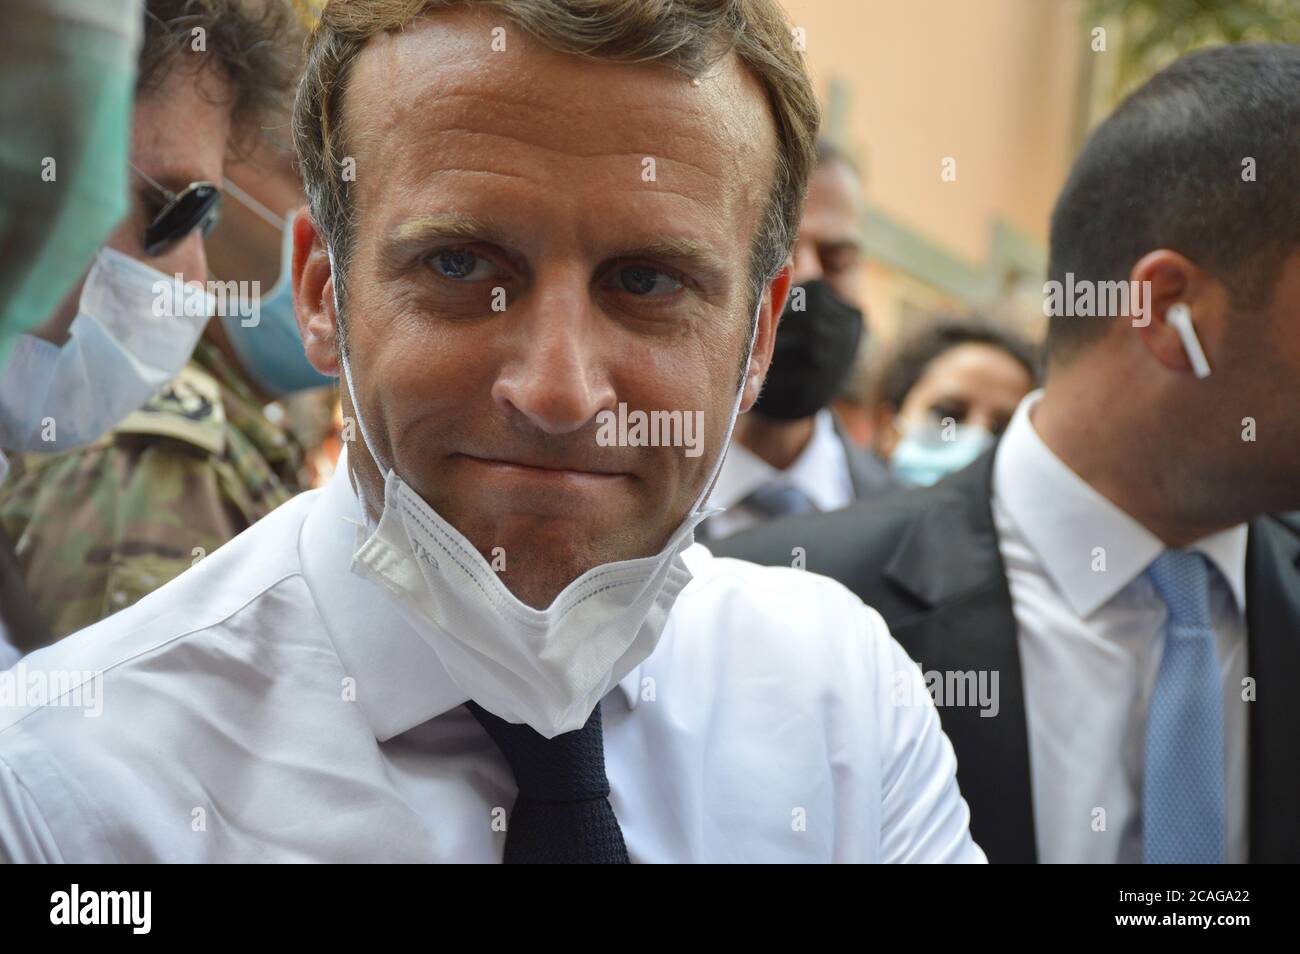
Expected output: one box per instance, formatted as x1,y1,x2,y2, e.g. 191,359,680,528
967,407,998,433
790,236,823,286
157,231,210,299
491,289,617,436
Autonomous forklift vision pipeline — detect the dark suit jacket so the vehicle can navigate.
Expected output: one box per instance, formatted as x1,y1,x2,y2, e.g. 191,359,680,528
714,446,1300,863
831,412,901,501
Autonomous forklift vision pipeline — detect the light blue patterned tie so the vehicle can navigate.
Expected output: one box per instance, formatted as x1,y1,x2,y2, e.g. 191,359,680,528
1143,550,1225,864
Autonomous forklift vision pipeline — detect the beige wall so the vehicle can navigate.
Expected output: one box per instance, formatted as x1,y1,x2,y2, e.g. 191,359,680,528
779,0,1088,342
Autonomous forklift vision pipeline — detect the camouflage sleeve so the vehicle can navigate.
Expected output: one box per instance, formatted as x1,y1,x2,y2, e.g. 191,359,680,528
0,435,248,643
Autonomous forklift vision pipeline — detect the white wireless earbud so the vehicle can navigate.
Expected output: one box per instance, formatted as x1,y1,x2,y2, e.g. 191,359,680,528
1166,302,1212,379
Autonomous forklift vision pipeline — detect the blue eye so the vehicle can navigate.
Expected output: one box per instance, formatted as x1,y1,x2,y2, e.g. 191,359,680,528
432,248,492,281
618,265,682,297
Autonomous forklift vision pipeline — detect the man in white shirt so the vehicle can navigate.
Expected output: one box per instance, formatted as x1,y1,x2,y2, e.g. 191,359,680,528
0,447,976,863
0,0,982,864
987,391,1252,862
718,43,1300,863
703,407,856,539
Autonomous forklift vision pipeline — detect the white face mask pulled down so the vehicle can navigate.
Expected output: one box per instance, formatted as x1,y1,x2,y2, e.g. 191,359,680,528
337,248,762,737
0,247,211,452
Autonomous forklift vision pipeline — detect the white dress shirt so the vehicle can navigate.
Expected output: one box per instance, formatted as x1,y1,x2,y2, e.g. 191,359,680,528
0,448,19,669
991,391,1248,864
703,408,854,538
0,459,983,863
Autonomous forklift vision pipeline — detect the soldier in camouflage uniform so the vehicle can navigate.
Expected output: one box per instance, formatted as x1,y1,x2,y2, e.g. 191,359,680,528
0,337,306,645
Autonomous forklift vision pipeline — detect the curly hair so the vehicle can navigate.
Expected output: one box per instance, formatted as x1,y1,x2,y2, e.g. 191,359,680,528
138,0,302,154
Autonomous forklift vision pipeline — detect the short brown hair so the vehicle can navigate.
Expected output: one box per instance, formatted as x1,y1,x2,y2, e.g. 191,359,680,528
139,0,300,153
1046,43,1300,364
293,0,820,316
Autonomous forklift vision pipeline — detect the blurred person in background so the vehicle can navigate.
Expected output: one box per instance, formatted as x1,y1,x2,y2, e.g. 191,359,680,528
0,0,298,652
869,319,1037,488
0,0,143,662
214,145,342,491
718,43,1300,864
700,139,879,538
0,0,141,368
828,342,876,448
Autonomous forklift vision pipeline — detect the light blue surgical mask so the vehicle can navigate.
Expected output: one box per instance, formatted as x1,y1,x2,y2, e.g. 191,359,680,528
219,180,333,396
889,419,993,487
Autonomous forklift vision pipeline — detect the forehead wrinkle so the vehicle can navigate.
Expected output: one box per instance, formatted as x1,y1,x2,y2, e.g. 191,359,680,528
345,15,773,269
353,11,771,167
364,124,737,231
389,206,726,269
372,159,733,243
377,99,732,187
351,30,743,183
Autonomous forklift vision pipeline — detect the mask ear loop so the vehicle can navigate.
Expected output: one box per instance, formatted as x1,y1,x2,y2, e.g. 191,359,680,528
329,244,393,527
687,283,770,516
223,177,297,298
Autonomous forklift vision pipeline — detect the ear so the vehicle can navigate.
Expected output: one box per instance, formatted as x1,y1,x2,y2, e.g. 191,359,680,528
1130,249,1228,376
292,208,341,377
739,262,793,413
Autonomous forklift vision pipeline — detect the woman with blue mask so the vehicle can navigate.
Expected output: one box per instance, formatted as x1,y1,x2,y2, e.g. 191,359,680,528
870,320,1038,487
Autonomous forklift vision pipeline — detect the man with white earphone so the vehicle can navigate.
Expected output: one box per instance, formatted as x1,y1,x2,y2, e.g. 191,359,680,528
718,41,1300,864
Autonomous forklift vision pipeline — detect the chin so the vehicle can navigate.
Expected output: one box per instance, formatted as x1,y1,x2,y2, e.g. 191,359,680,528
491,526,660,609
497,563,590,610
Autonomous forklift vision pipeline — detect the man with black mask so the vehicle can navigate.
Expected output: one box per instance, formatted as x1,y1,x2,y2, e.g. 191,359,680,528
701,139,886,539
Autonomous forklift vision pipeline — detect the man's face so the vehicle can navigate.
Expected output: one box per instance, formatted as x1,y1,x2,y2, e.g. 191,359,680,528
109,58,233,286
315,10,784,607
789,159,864,307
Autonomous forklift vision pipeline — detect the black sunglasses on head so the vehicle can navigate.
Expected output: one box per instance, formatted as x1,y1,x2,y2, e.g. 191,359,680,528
131,164,222,257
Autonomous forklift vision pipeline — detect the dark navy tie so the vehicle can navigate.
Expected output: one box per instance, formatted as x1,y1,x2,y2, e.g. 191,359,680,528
466,699,630,864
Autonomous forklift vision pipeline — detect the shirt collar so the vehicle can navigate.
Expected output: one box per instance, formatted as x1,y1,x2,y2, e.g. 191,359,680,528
993,390,1248,619
707,409,849,511
298,451,643,741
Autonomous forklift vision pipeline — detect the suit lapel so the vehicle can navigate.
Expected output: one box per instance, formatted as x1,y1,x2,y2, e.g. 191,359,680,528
1245,513,1300,862
882,450,1038,863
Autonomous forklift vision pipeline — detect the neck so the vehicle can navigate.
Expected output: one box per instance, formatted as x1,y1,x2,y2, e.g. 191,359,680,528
734,412,817,471
205,319,277,405
1032,366,1238,548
